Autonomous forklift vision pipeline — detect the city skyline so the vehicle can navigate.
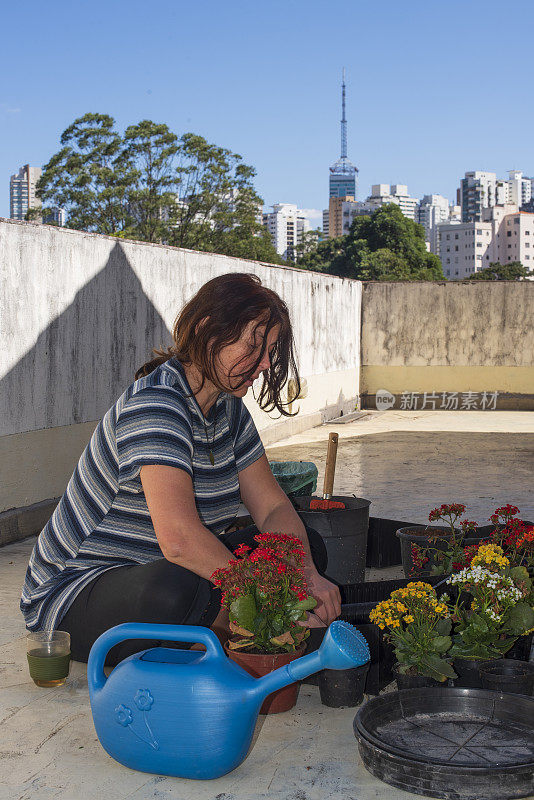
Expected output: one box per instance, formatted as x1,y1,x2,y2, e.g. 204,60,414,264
1,0,533,223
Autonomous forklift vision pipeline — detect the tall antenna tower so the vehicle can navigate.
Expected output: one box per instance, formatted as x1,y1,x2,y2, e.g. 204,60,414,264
341,66,347,160
329,68,358,199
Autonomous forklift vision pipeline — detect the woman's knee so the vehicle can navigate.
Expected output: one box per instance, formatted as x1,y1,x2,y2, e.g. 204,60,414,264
135,559,217,624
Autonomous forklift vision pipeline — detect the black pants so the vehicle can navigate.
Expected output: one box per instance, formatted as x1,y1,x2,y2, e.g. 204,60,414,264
58,523,327,666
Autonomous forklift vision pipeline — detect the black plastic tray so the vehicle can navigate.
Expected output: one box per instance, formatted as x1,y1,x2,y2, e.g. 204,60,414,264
354,688,534,799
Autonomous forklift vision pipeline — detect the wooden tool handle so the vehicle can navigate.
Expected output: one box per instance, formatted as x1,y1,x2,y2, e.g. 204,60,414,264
323,432,339,499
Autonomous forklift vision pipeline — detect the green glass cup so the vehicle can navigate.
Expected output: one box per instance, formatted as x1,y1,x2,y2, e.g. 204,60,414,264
27,630,71,687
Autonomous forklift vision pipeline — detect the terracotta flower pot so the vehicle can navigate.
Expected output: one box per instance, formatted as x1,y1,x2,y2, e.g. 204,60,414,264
224,642,306,714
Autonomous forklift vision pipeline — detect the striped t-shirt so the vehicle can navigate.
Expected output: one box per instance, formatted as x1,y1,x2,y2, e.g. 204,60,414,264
20,357,265,632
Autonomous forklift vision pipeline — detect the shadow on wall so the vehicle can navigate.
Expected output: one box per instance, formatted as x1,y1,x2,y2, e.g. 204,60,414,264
0,243,173,438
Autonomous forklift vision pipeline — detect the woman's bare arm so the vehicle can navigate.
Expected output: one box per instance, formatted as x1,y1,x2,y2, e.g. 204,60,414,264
140,464,233,581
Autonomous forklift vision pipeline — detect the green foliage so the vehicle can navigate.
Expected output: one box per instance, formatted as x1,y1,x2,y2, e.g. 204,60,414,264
502,602,534,636
449,614,517,659
36,113,283,263
297,204,444,281
36,113,132,236
295,228,322,263
120,119,179,243
230,594,257,633
295,236,346,273
467,261,528,281
394,634,456,682
229,591,316,653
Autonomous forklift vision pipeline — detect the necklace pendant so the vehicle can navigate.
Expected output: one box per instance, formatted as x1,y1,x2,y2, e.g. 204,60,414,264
209,450,215,466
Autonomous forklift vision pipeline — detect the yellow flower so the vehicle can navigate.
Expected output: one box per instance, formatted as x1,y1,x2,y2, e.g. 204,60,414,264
471,543,509,569
403,615,414,623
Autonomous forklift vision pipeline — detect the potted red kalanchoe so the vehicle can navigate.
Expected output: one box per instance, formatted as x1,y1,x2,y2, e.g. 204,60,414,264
397,503,473,578
211,532,317,714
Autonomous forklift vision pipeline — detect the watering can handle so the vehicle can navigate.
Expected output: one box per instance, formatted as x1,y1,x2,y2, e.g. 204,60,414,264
87,623,222,692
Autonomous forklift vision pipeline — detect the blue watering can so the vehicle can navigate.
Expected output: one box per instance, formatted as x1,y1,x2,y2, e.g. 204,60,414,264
88,621,370,779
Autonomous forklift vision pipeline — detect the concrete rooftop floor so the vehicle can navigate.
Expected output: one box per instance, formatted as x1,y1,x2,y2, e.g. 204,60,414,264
1,410,533,800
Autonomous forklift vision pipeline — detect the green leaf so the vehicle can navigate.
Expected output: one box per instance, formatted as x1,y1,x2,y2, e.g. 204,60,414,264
434,618,452,636
504,603,534,635
227,638,254,650
288,597,317,612
432,635,452,653
420,654,457,680
229,594,257,632
509,566,530,584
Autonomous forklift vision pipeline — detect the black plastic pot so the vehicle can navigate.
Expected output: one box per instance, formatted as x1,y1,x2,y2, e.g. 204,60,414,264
462,519,534,547
293,495,371,585
507,632,534,662
453,656,497,688
393,665,442,690
318,661,370,707
479,659,534,696
396,525,461,579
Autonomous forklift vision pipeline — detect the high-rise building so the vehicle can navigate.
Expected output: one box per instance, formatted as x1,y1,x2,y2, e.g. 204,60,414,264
326,70,358,203
459,170,534,222
43,207,66,226
10,165,42,220
449,204,461,222
437,203,534,280
365,184,418,220
262,203,311,262
417,194,450,253
506,170,532,208
327,195,376,238
322,209,329,238
460,171,498,222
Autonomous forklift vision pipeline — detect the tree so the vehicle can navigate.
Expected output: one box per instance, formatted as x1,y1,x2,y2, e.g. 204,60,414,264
36,113,133,235
298,204,444,281
467,261,528,280
35,115,282,263
295,236,346,273
24,207,43,223
120,120,179,243
295,228,322,262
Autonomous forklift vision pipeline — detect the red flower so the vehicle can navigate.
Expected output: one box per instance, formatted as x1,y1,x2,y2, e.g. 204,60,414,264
233,544,251,556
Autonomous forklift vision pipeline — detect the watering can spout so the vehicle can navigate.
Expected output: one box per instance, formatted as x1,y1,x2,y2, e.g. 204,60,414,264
251,621,370,702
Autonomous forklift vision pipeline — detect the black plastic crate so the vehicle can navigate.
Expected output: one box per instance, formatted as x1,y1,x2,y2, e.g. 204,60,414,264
365,517,420,568
340,575,447,617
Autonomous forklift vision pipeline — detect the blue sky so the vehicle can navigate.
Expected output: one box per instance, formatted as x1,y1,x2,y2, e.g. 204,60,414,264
2,0,533,223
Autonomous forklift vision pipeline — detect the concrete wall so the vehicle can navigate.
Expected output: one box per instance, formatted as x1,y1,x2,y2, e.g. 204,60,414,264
0,219,361,525
360,281,534,409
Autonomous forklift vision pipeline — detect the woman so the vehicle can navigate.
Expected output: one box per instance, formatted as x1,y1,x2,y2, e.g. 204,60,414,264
21,273,341,665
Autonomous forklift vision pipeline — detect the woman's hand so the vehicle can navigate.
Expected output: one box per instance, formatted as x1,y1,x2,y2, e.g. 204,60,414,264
303,569,342,627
